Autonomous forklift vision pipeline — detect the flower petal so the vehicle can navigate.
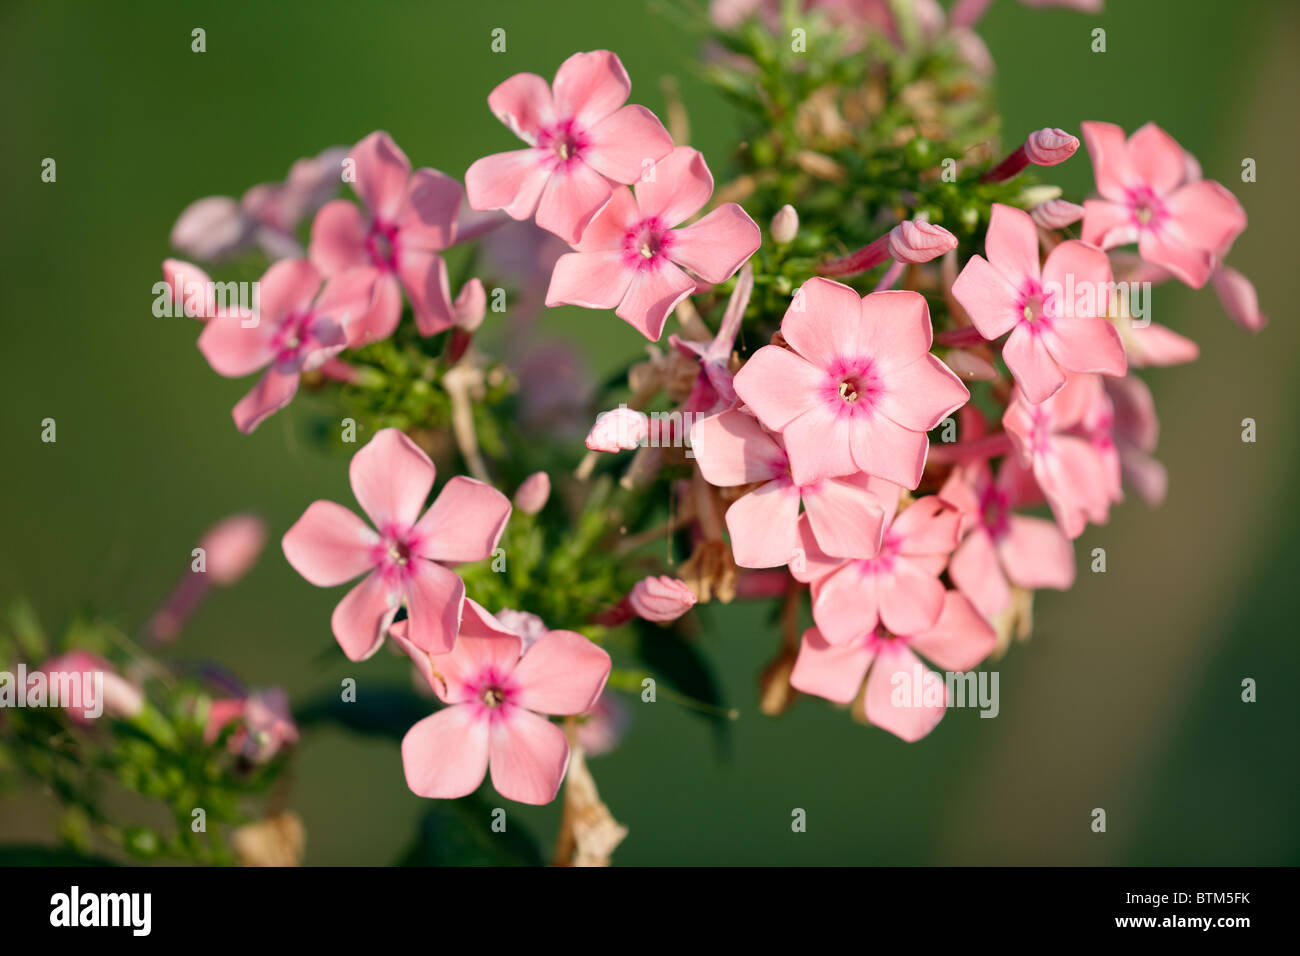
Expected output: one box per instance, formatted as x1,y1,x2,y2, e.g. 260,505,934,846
669,203,761,283
282,500,378,587
397,168,462,250
546,251,633,310
984,203,1041,289
733,345,825,432
907,591,996,672
1003,325,1067,404
350,131,412,223
632,146,712,227
863,645,946,742
614,260,696,341
725,481,801,568
403,560,467,655
874,353,969,431
349,428,436,530
232,365,301,434
489,708,570,805
692,409,785,487
465,148,551,220
309,199,370,277
396,247,454,336
331,569,401,661
779,276,864,369
402,706,490,799
996,514,1075,590
414,476,512,564
585,105,675,185
789,628,872,704
552,50,630,127
535,161,613,244
511,630,611,715
487,72,555,144
801,473,886,559
951,254,1020,340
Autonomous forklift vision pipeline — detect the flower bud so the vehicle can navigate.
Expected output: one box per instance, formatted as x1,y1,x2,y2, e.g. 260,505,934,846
201,513,267,586
770,204,799,243
1212,265,1266,332
628,575,697,622
494,608,549,654
887,221,958,264
1030,199,1085,230
585,407,649,453
513,471,551,514
1023,127,1079,167
453,278,487,332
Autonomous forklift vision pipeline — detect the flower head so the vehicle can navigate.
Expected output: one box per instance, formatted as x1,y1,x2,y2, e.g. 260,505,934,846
282,429,511,660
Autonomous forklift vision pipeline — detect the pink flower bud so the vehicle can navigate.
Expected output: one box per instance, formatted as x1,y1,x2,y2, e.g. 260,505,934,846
170,196,252,261
201,514,268,586
1212,265,1267,332
40,651,145,722
770,204,799,243
494,608,549,654
585,407,649,453
513,471,551,514
887,221,958,264
453,278,487,332
1030,199,1085,230
628,576,697,623
1023,128,1079,167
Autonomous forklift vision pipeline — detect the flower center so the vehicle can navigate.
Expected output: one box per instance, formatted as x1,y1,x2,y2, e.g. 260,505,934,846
480,686,506,708
387,539,412,566
366,220,399,271
838,378,861,402
624,218,672,268
1021,293,1044,323
539,120,587,169
1127,187,1167,232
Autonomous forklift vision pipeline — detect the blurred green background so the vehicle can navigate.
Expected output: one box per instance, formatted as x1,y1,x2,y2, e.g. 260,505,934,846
2,0,1296,864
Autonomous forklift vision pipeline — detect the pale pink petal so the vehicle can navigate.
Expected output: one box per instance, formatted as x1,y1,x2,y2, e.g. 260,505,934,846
632,147,712,227
414,476,512,564
464,149,551,220
1080,121,1137,202
997,515,1075,590
874,353,969,431
858,290,936,372
404,560,467,655
331,569,401,661
351,131,412,223
552,50,630,127
309,199,371,277
984,204,1041,289
397,168,462,250
535,161,614,244
232,366,300,434
725,482,801,568
877,558,947,636
864,646,946,742
395,247,454,336
402,706,491,799
1080,198,1135,250
1126,123,1186,195
891,496,961,556
1041,238,1112,299
489,708,570,805
1003,325,1066,404
791,513,847,584
669,204,761,284
949,529,1011,621
1137,229,1214,289
162,259,215,319
282,500,379,587
197,314,276,378
585,105,675,185
1044,318,1126,377
733,345,825,432
951,255,1020,339
692,409,785,487
812,565,879,644
349,428,436,530
1164,180,1247,256
779,276,865,369
545,251,634,310
801,474,886,559
170,196,251,260
614,261,696,341
789,628,872,704
258,258,323,327
847,412,929,488
487,72,555,144
907,591,997,672
1212,265,1266,332
784,404,859,485
574,188,640,252
511,630,611,715
428,602,523,704
344,271,401,347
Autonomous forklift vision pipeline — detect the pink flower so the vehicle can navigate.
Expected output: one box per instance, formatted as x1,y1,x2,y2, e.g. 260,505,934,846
197,259,372,433
149,513,267,642
693,409,888,566
576,692,628,757
395,600,610,805
940,449,1074,621
1212,265,1267,333
1105,375,1167,506
792,494,961,644
205,688,299,763
952,203,1126,404
465,50,674,244
282,429,512,661
513,472,552,515
669,261,751,416
629,576,697,622
789,592,995,742
38,651,144,723
309,131,462,342
1001,375,1112,538
585,406,650,452
545,146,760,341
733,279,969,487
1080,122,1246,288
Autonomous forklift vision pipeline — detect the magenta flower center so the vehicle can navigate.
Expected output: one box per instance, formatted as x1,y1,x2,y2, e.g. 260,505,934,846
366,219,399,272
272,310,323,367
1028,408,1053,457
823,358,881,416
373,524,423,581
853,533,899,577
1017,282,1056,331
538,119,589,170
467,668,517,721
979,484,1011,539
480,686,506,708
623,217,674,269
1126,186,1168,232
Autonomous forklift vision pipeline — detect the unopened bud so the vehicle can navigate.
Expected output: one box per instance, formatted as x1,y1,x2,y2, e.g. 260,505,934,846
887,220,958,264
628,575,697,623
770,204,799,244
513,471,551,515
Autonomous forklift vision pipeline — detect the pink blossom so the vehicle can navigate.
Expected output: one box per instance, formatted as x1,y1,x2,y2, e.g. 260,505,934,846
149,513,267,642
465,50,674,244
791,494,961,644
669,261,751,417
576,692,628,757
585,406,650,452
1212,265,1267,333
1001,375,1112,538
513,471,552,515
282,429,512,661
789,591,995,741
1030,199,1085,230
693,409,888,566
395,600,610,805
1105,375,1167,506
952,203,1126,404
197,259,373,433
38,651,144,723
733,279,969,488
205,687,299,763
940,449,1074,621
629,576,697,622
309,131,462,342
1080,122,1246,289
546,146,760,341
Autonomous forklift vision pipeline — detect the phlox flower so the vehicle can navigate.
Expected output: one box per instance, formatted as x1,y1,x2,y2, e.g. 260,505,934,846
393,600,610,805
692,408,888,567
205,687,299,763
197,259,373,433
791,492,961,644
282,429,511,661
938,421,1074,621
150,513,267,641
733,278,969,487
951,203,1126,404
1002,374,1113,538
1080,122,1245,289
465,50,674,244
789,591,995,742
310,131,462,342
1105,374,1167,506
38,651,144,724
546,146,760,341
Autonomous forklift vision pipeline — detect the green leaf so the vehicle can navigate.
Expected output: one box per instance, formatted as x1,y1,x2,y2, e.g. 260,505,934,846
295,685,433,741
396,795,544,867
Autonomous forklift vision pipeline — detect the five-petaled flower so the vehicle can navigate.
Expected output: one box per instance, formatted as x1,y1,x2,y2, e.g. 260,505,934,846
465,50,674,244
282,429,511,661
